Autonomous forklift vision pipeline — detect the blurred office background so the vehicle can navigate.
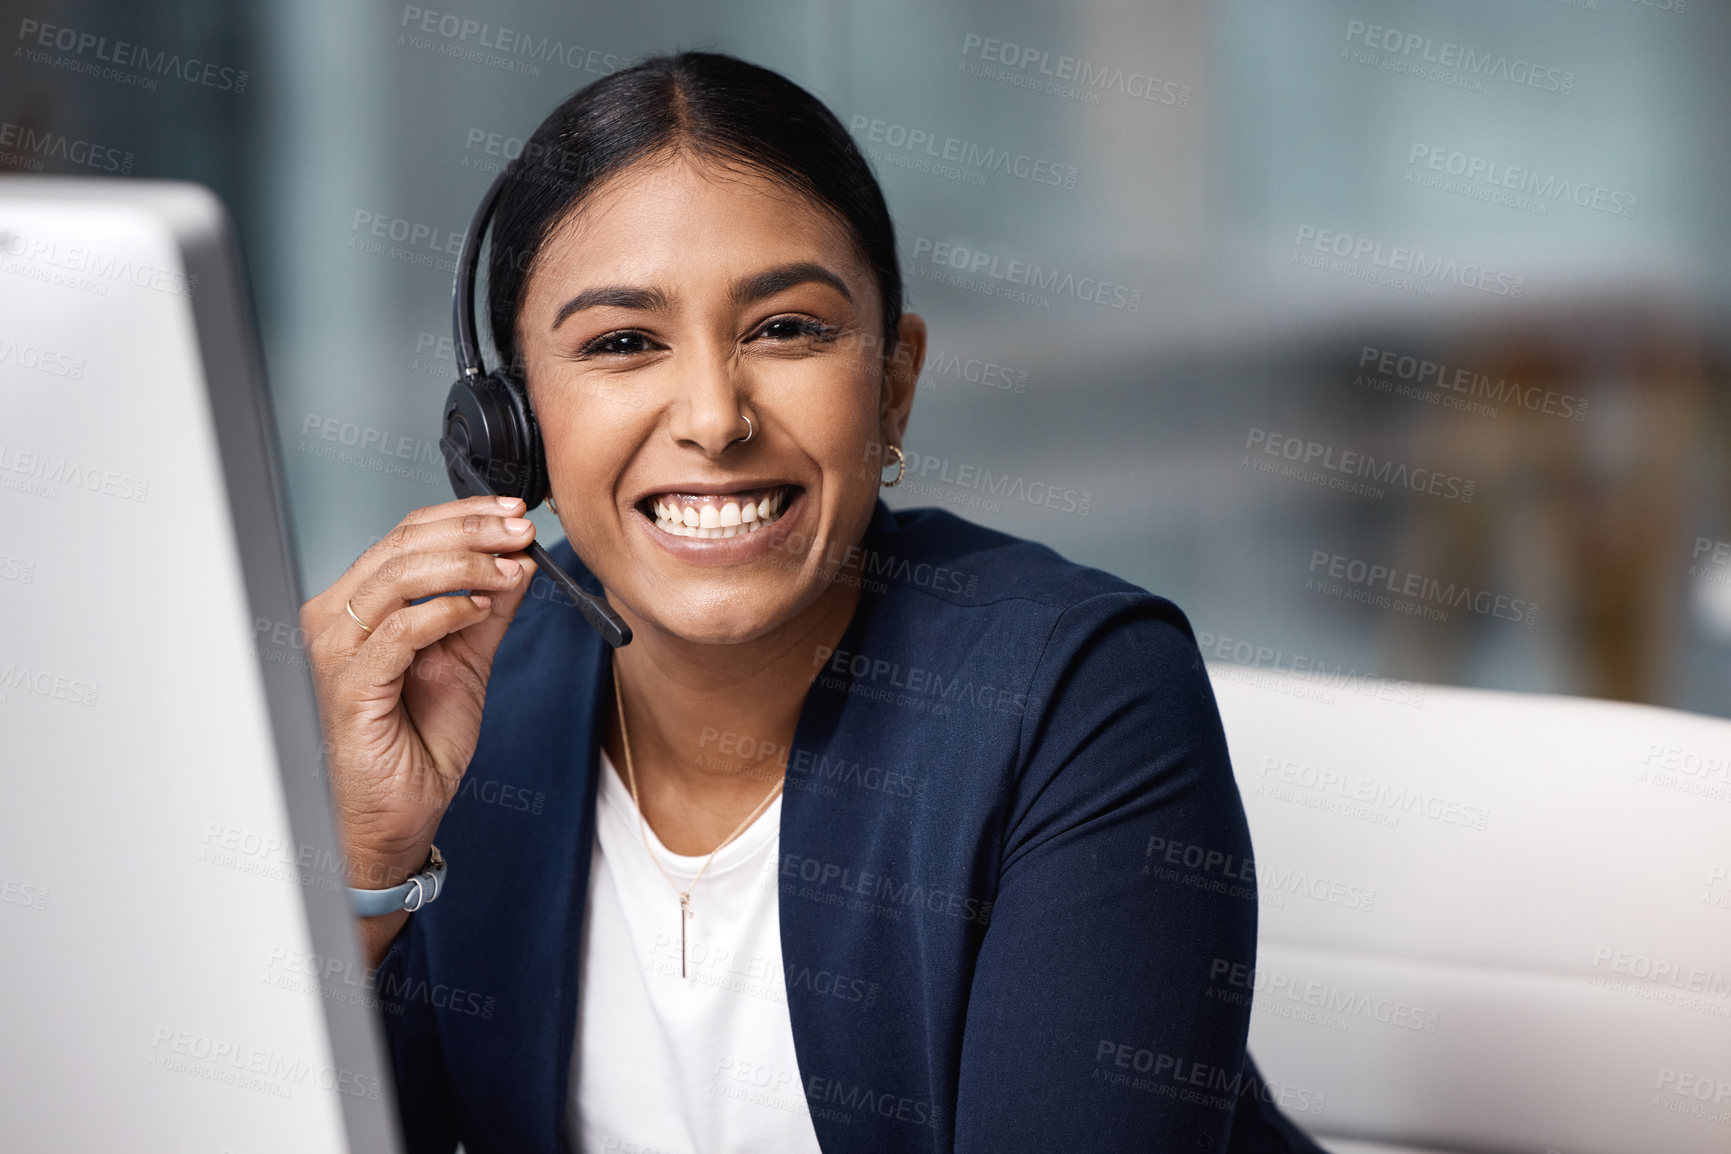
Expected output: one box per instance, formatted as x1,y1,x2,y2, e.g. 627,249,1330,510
5,0,1729,716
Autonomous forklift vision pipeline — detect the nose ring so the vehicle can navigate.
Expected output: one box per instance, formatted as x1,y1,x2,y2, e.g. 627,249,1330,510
738,414,754,444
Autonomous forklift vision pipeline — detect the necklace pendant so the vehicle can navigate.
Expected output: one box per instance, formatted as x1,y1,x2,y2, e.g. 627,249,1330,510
679,893,692,979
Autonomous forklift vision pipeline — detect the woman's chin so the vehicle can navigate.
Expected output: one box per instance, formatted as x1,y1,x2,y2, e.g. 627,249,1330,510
634,601,806,648
603,566,816,647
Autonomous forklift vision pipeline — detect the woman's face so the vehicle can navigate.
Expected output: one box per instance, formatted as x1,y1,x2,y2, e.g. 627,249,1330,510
516,153,924,646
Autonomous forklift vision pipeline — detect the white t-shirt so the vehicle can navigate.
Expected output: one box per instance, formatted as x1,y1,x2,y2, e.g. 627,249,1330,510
567,748,824,1154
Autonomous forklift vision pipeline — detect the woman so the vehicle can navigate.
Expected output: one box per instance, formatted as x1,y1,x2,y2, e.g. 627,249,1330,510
301,51,1326,1154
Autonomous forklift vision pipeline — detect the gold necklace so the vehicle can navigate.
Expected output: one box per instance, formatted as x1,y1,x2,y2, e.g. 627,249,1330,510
612,671,785,979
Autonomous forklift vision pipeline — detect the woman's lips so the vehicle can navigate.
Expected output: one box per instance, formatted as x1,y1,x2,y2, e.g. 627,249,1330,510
642,484,796,539
628,483,808,566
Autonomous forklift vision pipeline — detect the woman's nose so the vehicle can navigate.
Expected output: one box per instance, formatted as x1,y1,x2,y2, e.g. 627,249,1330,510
665,355,751,457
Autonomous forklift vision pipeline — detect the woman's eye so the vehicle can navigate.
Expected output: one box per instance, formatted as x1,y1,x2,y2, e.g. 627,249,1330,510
753,316,839,343
580,331,656,357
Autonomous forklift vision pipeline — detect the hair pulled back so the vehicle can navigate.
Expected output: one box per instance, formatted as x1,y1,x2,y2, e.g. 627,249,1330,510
487,51,903,372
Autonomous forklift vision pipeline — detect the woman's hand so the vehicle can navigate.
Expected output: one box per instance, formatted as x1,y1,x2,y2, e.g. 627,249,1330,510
299,495,539,955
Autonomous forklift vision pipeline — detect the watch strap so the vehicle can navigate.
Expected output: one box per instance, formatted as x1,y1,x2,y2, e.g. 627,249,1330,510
346,845,446,917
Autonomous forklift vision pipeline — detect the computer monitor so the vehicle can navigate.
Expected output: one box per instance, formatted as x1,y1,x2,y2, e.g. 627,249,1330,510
0,177,398,1153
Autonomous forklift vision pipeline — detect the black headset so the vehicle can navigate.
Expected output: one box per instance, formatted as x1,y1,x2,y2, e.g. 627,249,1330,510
440,170,632,647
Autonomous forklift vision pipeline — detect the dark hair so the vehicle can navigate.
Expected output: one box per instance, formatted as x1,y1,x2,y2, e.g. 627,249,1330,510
488,51,903,372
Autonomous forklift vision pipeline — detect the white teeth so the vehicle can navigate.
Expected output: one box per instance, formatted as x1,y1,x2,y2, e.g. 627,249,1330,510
648,486,791,540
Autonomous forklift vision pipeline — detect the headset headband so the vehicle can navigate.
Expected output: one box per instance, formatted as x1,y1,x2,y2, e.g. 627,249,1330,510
452,169,511,380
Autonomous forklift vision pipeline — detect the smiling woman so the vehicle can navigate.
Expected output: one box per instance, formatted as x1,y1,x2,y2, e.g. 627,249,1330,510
516,151,912,652
297,51,1326,1154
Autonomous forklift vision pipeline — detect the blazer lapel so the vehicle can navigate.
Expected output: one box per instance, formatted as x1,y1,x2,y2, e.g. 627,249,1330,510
426,574,611,1153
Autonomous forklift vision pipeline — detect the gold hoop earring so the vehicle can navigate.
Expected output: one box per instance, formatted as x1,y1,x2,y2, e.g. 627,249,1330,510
881,444,905,488
546,495,559,514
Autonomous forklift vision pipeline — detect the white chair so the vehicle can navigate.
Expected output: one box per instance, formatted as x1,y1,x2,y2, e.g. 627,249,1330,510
1208,665,1731,1154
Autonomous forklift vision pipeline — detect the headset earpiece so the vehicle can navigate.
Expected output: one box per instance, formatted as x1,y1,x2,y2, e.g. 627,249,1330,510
441,369,546,508
503,368,548,506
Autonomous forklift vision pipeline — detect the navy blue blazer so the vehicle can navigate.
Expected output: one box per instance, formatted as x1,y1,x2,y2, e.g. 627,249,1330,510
373,500,1327,1154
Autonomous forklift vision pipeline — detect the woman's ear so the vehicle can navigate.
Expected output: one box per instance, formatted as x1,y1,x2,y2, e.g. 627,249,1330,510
879,311,927,448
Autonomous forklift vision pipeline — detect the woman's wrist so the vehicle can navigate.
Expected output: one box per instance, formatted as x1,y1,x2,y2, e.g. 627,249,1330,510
358,909,410,970
345,840,436,892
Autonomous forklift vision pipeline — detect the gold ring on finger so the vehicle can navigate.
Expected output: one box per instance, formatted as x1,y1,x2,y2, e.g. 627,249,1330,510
345,597,375,634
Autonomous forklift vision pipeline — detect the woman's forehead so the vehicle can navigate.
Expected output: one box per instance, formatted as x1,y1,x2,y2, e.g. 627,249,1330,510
522,155,877,313
545,155,853,258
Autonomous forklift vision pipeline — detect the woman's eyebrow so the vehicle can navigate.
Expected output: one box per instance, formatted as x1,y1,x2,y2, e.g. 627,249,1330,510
549,262,852,331
551,285,670,330
730,261,853,307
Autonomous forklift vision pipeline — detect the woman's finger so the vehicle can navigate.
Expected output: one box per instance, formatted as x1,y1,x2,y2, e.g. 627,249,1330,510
342,549,528,642
309,496,531,621
437,550,541,666
341,591,500,692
